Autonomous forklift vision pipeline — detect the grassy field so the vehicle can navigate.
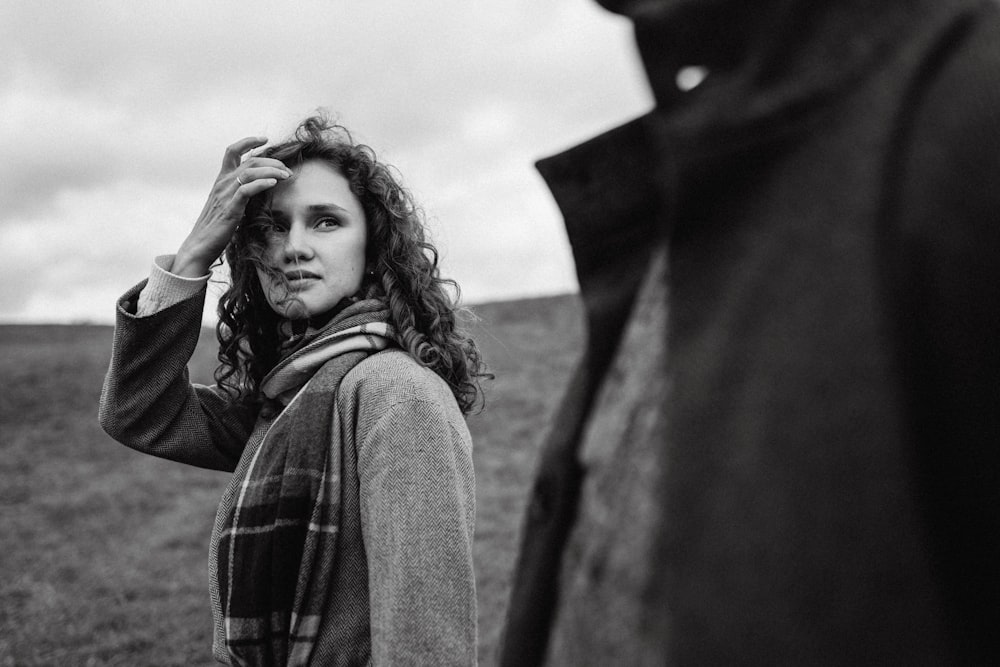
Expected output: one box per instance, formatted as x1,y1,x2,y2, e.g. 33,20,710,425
0,294,583,666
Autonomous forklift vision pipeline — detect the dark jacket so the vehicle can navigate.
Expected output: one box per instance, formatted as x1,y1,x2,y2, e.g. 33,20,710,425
502,1,1000,664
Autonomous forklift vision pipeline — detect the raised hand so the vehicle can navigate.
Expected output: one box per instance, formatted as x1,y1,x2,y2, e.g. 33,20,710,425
172,137,291,277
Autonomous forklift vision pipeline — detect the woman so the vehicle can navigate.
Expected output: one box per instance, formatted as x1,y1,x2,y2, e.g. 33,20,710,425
99,115,486,666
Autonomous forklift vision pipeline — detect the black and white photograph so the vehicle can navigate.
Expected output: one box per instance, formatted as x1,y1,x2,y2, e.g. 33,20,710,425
2,0,998,665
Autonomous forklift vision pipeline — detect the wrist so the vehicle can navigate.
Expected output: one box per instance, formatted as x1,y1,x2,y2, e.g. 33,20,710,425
172,248,214,278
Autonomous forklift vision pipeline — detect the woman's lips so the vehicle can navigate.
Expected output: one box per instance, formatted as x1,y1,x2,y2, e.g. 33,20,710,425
284,270,320,282
283,270,320,290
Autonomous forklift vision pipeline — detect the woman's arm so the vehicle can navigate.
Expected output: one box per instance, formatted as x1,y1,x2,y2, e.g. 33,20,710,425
98,276,254,472
100,137,291,471
355,369,477,665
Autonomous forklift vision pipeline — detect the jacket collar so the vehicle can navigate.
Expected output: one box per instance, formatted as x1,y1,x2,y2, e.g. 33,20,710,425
536,0,982,363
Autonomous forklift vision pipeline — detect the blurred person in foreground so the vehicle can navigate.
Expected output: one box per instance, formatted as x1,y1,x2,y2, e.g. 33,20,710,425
100,115,485,665
502,0,1000,664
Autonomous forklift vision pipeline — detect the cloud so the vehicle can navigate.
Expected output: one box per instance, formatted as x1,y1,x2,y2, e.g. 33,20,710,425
0,180,207,321
0,0,652,322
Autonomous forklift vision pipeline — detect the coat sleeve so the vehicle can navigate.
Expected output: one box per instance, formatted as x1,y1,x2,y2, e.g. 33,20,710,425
98,280,254,472
355,384,477,666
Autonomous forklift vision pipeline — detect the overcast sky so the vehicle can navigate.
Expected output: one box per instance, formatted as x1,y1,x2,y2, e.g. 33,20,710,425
0,0,651,324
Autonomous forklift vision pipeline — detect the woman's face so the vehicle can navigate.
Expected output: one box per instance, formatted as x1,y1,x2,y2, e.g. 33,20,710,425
255,159,368,319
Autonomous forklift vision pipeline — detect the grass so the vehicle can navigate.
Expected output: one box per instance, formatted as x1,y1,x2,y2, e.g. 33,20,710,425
0,294,583,666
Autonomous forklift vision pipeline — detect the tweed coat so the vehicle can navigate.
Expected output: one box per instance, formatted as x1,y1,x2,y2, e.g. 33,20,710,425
100,282,476,665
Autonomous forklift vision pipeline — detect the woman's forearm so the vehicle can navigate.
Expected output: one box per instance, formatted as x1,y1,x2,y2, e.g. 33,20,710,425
99,279,252,471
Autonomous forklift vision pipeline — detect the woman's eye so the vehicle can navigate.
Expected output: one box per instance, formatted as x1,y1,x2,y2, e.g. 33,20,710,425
250,214,282,233
316,217,341,229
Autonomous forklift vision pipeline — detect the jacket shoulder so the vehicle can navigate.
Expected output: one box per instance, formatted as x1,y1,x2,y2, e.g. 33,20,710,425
338,349,459,415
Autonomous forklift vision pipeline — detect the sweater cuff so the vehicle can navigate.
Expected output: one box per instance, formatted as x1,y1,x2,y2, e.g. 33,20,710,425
135,254,211,317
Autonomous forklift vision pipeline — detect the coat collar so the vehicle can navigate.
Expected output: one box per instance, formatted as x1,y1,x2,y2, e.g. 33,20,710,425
537,0,983,309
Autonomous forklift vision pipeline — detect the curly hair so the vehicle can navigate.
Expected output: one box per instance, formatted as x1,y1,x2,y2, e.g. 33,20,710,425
214,115,489,414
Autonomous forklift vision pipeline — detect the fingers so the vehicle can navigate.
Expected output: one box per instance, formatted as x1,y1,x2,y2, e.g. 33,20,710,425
232,166,292,202
222,136,269,169
233,176,279,200
241,156,290,171
233,164,291,197
237,165,290,184
220,137,294,206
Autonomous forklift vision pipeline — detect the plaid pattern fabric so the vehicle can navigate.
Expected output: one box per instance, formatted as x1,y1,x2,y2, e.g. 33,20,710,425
217,300,393,666
263,319,393,405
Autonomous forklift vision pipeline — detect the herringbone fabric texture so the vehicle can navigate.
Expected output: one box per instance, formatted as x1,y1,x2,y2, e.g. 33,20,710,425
101,288,477,665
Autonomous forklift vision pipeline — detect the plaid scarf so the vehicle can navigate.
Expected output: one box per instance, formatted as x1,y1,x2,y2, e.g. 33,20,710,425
217,299,394,666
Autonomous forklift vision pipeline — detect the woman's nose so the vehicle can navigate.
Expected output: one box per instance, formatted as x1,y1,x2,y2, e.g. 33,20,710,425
281,223,313,262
